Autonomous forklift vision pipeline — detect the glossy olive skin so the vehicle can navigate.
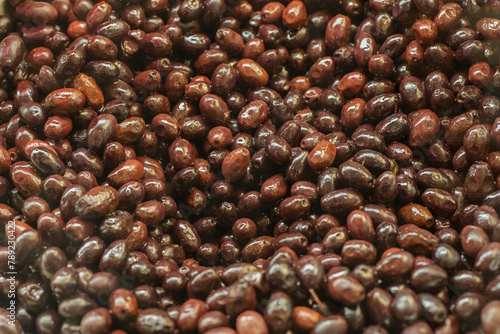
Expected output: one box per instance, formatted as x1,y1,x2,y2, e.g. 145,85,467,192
321,189,364,216
87,114,117,152
75,186,119,219
222,148,250,182
44,88,86,115
2,1,500,333
0,34,26,69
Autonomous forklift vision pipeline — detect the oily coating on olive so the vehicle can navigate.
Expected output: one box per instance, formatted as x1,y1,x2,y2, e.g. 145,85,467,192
1,0,500,333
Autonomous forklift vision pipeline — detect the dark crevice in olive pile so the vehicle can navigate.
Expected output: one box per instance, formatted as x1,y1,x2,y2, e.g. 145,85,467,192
0,0,500,333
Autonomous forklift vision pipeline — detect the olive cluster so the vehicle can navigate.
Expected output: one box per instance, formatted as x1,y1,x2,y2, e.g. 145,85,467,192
1,0,500,333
